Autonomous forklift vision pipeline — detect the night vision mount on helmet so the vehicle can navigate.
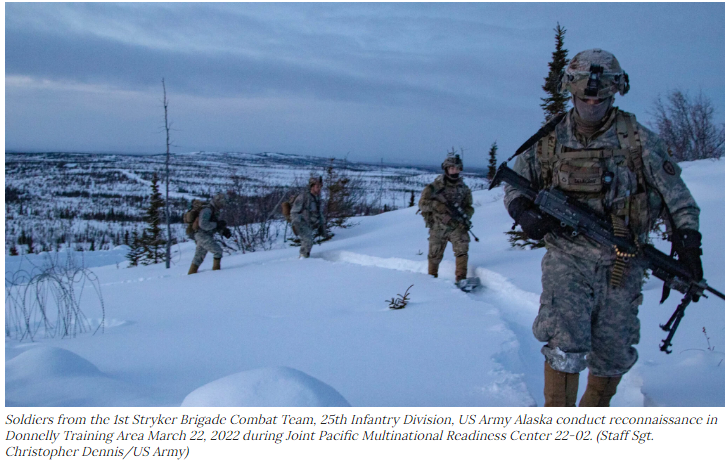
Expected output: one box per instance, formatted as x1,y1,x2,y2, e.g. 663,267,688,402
441,152,463,172
559,49,630,99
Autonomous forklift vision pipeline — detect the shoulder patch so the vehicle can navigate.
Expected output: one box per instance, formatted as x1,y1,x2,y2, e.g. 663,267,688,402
663,160,676,176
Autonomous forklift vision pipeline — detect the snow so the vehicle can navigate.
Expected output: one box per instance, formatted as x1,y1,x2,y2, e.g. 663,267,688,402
5,159,724,407
181,367,351,407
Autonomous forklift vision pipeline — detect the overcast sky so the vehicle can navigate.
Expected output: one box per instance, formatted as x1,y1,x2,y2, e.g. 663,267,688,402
5,2,725,166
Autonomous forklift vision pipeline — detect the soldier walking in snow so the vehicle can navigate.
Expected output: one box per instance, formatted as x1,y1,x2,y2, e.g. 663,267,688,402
504,49,702,407
290,176,326,258
187,193,232,274
419,152,474,283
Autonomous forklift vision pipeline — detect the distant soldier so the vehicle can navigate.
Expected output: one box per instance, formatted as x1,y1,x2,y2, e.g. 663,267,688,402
291,176,326,258
419,152,474,283
187,193,231,274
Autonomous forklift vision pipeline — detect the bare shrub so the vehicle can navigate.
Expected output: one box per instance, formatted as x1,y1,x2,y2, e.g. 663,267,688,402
223,173,284,253
5,252,105,341
650,89,725,162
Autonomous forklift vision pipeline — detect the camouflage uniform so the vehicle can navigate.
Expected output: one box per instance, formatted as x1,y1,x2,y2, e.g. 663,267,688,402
419,174,474,281
291,183,325,258
191,204,223,267
505,107,700,378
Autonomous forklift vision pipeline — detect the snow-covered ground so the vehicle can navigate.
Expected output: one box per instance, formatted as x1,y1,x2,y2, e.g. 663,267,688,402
5,160,724,407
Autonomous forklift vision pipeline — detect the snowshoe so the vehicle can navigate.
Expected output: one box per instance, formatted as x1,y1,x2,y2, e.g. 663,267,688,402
456,277,481,293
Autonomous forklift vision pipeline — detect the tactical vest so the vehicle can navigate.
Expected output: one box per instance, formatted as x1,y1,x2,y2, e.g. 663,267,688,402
535,110,650,237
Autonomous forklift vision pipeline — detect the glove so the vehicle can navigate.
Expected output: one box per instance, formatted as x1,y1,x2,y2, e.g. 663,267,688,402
216,219,227,231
675,229,703,302
507,196,560,241
221,228,232,239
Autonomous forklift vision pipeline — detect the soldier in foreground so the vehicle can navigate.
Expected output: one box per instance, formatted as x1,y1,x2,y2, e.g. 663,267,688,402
504,49,702,406
290,176,326,258
419,152,475,285
187,193,232,274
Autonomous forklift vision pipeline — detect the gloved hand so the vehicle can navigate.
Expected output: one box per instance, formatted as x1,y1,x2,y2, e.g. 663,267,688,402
675,229,703,302
216,219,227,231
221,227,232,239
507,196,561,241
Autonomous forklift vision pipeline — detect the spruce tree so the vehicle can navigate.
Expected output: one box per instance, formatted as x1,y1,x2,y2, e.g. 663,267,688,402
139,173,167,265
486,141,498,182
126,229,143,267
540,23,570,122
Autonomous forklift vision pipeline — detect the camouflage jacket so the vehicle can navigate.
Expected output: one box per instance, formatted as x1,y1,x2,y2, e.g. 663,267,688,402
419,175,474,231
291,191,325,230
504,108,700,262
196,204,221,236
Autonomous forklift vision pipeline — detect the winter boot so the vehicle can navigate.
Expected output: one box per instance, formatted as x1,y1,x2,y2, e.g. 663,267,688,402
212,258,221,271
543,361,579,407
578,372,622,407
455,255,468,282
188,263,199,275
428,261,439,278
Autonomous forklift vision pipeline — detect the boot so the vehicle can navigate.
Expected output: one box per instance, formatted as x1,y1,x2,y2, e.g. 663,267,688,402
455,255,468,282
428,261,439,278
579,372,622,407
212,258,221,271
543,361,579,407
188,263,199,275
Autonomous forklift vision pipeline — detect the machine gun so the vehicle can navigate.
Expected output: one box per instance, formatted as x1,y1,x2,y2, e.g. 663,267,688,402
489,162,725,353
432,192,480,242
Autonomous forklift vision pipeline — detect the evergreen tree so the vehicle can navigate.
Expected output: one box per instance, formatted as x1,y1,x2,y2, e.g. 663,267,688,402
540,23,570,122
486,141,498,182
139,173,167,265
126,229,143,267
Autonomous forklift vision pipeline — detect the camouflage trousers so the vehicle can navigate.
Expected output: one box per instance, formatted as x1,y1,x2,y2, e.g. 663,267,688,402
192,232,222,266
294,223,315,258
533,248,646,377
428,226,470,264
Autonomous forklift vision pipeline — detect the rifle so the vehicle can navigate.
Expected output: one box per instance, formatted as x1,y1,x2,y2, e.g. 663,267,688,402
489,162,725,353
432,191,480,242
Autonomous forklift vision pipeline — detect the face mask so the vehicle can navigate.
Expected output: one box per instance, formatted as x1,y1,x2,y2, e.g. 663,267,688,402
445,173,460,181
574,96,613,124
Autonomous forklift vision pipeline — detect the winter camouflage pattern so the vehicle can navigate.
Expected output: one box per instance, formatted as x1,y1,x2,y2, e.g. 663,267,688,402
535,248,645,376
419,175,474,264
191,205,222,266
505,107,700,376
291,190,325,258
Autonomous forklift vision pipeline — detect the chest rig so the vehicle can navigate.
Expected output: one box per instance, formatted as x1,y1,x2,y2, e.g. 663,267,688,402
536,111,649,287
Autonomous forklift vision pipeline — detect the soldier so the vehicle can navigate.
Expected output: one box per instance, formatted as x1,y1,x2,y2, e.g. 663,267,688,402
291,176,326,258
188,193,231,274
419,152,474,283
504,49,702,406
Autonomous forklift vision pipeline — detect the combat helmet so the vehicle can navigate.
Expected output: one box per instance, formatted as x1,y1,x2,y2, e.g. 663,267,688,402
441,151,463,172
212,193,227,208
559,49,630,99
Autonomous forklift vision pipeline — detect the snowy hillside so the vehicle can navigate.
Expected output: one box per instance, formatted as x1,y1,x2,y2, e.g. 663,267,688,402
5,160,724,407
5,151,489,254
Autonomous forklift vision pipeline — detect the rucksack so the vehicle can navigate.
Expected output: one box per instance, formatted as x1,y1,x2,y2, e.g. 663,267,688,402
183,199,206,237
281,194,298,223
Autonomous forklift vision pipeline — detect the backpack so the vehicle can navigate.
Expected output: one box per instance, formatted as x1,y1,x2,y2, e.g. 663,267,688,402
281,194,298,223
183,199,206,237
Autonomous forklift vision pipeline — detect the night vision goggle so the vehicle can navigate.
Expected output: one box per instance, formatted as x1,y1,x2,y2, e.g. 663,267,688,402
560,63,630,99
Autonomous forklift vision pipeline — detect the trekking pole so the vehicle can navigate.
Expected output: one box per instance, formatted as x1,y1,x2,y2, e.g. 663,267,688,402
469,229,480,242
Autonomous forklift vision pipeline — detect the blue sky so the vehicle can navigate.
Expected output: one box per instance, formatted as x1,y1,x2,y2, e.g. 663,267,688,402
5,2,725,166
